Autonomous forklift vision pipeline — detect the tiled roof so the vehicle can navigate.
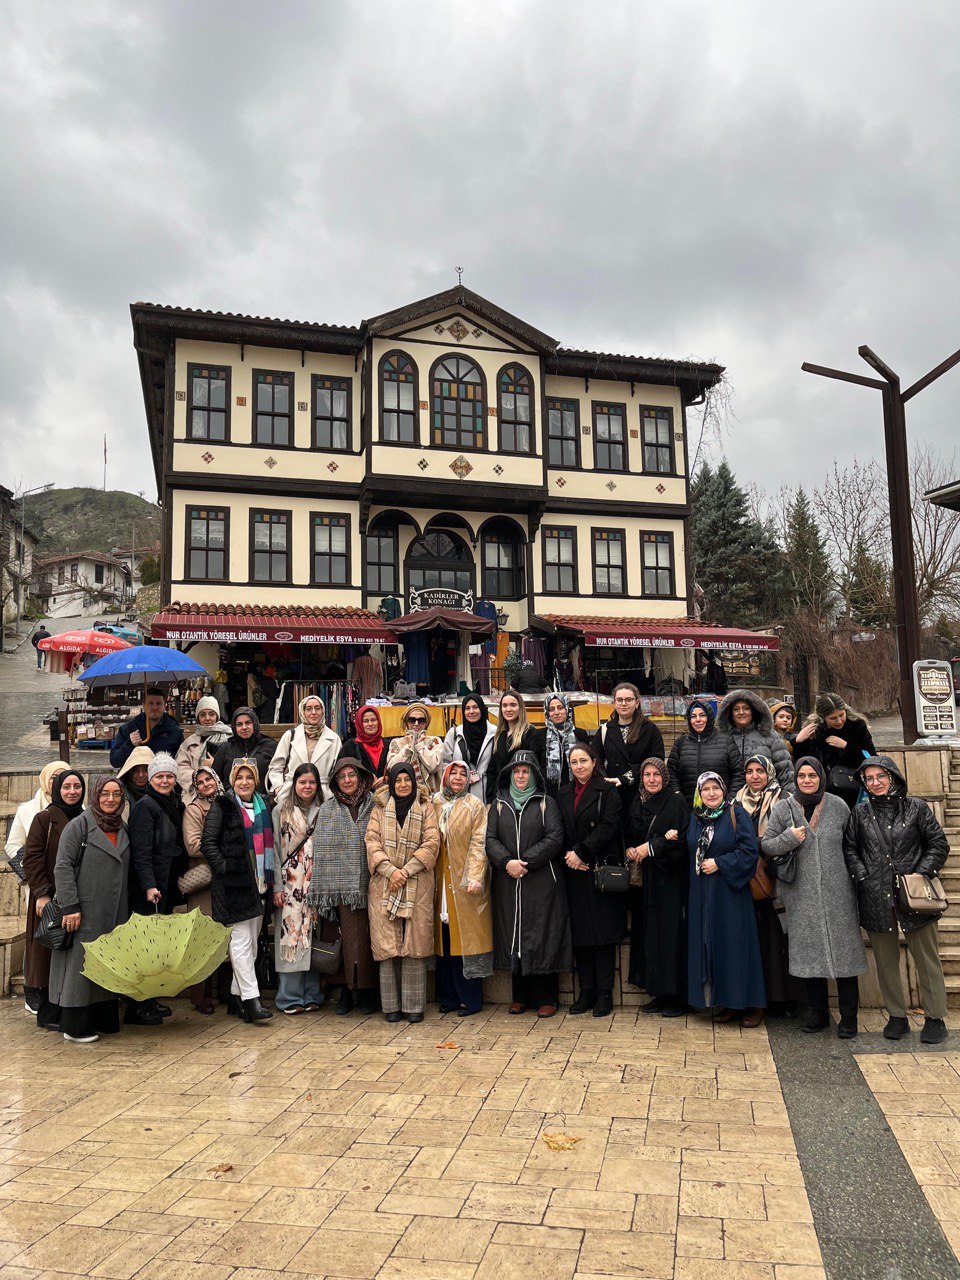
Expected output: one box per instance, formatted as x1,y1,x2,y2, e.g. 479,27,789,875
131,302,359,334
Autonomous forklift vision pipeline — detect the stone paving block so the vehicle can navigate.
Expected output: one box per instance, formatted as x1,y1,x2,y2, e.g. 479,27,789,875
474,1242,579,1280
393,1215,495,1261
578,1226,676,1278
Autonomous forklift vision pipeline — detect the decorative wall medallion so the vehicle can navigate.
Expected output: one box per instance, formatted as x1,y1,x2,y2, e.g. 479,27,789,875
327,461,339,473
419,400,428,410
581,425,590,435
264,456,277,469
493,464,504,475
448,319,468,342
674,432,684,441
555,476,566,487
606,480,617,491
471,327,483,339
236,396,247,406
298,401,308,412
175,390,186,402
434,323,445,335
487,406,497,416
201,451,215,464
417,458,429,470
656,482,666,494
630,429,639,439
450,455,473,479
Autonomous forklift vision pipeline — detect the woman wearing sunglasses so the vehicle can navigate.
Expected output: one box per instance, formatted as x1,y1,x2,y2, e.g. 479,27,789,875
385,703,444,794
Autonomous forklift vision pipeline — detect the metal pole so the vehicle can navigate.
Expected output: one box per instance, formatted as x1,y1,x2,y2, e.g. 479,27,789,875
14,493,25,637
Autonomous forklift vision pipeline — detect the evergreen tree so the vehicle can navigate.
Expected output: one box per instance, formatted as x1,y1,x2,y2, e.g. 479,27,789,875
782,488,833,619
842,538,894,628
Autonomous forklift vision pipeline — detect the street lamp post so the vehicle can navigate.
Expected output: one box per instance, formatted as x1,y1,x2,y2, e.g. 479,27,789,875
801,344,960,745
14,483,54,639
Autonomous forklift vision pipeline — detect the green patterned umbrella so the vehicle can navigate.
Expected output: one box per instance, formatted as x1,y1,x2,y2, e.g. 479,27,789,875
82,908,231,1000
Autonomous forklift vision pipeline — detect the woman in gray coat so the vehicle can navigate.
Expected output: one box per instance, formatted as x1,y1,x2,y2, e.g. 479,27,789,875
49,774,130,1044
761,757,866,1039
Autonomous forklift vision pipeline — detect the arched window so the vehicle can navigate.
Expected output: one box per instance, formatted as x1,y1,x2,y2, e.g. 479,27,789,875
379,351,418,443
497,364,534,454
406,531,474,595
481,519,525,601
430,355,485,449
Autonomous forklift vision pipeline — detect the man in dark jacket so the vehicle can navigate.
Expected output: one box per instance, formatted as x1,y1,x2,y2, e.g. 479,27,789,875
32,624,51,668
843,755,950,1045
110,687,184,769
211,707,276,798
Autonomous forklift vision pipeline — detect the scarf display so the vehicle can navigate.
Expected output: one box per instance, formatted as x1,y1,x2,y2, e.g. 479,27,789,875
276,766,321,965
299,695,326,742
51,770,85,820
735,754,781,837
693,771,728,874
231,788,274,892
638,757,670,804
309,768,375,920
389,763,418,828
509,770,537,811
355,705,386,772
460,695,489,766
794,755,826,819
543,693,579,785
90,774,124,834
381,772,426,921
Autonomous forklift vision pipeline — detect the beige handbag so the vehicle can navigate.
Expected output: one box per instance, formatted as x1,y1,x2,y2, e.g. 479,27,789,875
178,862,213,895
897,873,949,916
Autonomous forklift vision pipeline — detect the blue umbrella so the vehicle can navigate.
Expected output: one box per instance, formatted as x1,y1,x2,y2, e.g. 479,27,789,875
78,643,207,689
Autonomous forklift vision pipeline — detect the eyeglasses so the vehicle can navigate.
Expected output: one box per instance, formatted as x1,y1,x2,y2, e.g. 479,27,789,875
339,770,359,781
614,695,636,703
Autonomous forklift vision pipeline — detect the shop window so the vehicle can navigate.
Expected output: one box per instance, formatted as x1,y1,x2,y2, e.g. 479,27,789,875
430,355,485,449
250,510,290,583
187,507,228,581
546,397,579,468
641,531,675,597
481,521,525,600
542,526,576,594
593,529,625,595
254,370,294,447
380,351,418,443
313,376,351,451
498,365,534,454
592,402,626,471
406,530,473,593
311,513,350,585
187,364,230,441
365,524,398,594
641,406,674,474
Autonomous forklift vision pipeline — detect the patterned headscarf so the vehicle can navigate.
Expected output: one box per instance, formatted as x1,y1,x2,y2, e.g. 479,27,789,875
438,761,470,838
192,764,224,802
90,773,124,833
543,692,579,785
735,754,781,836
638,757,670,802
299,695,326,741
693,771,727,874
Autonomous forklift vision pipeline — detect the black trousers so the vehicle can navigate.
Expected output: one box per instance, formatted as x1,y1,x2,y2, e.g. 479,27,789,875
60,999,121,1038
512,971,559,1009
806,975,859,1021
437,924,483,1013
575,944,616,995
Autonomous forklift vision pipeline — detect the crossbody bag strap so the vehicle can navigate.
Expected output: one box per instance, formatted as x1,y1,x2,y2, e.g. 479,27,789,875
281,819,318,868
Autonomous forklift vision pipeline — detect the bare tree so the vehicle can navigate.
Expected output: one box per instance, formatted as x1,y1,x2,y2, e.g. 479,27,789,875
911,443,960,621
688,374,736,477
812,459,892,618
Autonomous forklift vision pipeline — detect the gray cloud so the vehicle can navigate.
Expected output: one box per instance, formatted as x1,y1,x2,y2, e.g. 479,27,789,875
1,0,958,500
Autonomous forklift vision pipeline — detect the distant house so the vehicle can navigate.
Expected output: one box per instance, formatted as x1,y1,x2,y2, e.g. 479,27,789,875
927,479,960,512
32,551,130,619
109,542,161,596
0,484,40,632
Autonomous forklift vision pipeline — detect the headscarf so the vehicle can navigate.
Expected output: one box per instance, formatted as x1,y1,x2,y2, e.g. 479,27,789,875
229,757,260,789
388,762,418,829
39,761,68,804
230,706,262,742
50,770,85,820
275,764,320,966
460,694,489,767
192,764,223,804
438,762,470,837
692,771,727,874
299,695,326,742
228,758,274,892
793,756,826,819
90,774,124,834
330,756,373,821
354,704,386,772
401,703,433,736
686,698,716,737
543,692,578,785
736,753,781,836
509,764,537,811
638,757,670,804
117,745,155,797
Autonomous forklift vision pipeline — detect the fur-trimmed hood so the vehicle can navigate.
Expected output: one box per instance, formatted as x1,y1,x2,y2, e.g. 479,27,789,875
717,688,774,736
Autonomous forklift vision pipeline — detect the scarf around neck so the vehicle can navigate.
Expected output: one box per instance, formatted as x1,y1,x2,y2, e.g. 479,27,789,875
89,774,124,833
736,753,781,836
299,696,326,742
693,771,727,874
231,789,274,891
330,758,372,821
276,797,320,965
509,772,537,811
544,693,578,784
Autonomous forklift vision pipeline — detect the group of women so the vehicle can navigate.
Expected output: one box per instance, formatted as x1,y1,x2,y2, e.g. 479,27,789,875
9,684,950,1044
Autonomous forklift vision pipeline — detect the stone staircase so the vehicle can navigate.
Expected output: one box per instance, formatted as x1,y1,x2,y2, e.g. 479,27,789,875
938,748,960,1006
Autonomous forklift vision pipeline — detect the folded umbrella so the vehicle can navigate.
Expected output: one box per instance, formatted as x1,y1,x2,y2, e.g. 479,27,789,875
81,908,231,1001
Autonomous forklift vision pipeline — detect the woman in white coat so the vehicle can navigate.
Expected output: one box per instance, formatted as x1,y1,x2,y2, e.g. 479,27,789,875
267,695,342,806
442,693,496,802
5,761,69,861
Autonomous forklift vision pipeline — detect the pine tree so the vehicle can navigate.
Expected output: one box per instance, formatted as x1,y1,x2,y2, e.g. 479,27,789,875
843,538,894,628
782,488,833,619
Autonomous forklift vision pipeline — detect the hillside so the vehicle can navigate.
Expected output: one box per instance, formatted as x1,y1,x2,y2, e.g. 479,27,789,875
24,487,162,557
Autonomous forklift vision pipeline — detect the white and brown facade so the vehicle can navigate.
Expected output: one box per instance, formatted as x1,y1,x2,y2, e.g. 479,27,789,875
133,287,726,651
32,551,130,618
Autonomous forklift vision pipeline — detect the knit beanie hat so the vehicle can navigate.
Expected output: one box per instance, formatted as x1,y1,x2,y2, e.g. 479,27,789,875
196,695,220,718
148,752,178,780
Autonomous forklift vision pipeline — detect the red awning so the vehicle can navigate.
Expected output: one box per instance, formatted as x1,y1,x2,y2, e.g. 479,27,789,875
389,606,496,637
151,603,397,645
534,614,779,653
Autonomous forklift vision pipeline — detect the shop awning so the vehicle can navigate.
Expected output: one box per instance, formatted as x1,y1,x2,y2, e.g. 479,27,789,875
533,614,780,652
389,606,496,637
151,603,397,645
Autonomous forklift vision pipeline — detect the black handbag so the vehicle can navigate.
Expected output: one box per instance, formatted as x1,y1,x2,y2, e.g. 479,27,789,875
35,837,87,952
6,848,26,885
828,765,859,796
594,862,630,893
310,933,343,975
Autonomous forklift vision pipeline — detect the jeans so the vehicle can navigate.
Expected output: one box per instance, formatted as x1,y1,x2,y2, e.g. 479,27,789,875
275,970,323,1011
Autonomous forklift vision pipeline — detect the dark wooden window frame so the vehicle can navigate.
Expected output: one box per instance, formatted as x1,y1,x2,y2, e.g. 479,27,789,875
592,401,628,473
541,524,578,595
252,369,296,450
312,374,352,452
496,362,535,456
639,405,677,476
429,353,488,453
185,505,230,583
405,530,476,597
364,523,399,596
481,523,526,601
378,349,420,446
310,511,352,587
546,396,581,470
249,508,292,586
186,363,231,442
640,530,677,598
591,526,627,597
94,563,105,585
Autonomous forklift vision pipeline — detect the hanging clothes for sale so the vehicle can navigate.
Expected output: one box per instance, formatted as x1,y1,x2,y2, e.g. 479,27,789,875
403,633,431,685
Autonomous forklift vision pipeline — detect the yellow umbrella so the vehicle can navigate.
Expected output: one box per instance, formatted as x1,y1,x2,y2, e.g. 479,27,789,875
81,909,231,1001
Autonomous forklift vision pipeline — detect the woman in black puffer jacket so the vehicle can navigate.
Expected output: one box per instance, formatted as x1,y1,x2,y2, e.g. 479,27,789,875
843,755,950,1045
668,699,744,806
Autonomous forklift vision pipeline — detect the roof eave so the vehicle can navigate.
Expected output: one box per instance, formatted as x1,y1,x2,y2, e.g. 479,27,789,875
362,286,559,354
925,479,960,511
547,350,725,403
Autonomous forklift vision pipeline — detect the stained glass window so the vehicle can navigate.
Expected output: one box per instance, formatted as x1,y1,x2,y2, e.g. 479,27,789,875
251,510,290,583
498,365,533,454
642,407,674,474
406,531,473,593
313,377,351,450
431,356,485,450
254,371,293,447
380,352,418,443
187,507,228,581
187,365,230,441
593,403,626,471
593,529,625,595
312,514,349,585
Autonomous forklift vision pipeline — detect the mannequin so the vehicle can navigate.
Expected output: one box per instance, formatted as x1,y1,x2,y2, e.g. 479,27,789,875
352,647,385,701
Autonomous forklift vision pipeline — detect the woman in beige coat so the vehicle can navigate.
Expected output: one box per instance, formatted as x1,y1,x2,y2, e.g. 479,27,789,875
365,762,440,1024
181,764,222,1014
385,703,445,793
433,762,492,1017
267,695,342,806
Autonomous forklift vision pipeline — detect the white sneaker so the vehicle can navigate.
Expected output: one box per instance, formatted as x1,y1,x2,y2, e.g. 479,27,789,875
63,1033,99,1044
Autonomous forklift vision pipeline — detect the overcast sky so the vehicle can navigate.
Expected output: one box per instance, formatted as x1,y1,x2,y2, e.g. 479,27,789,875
1,0,958,503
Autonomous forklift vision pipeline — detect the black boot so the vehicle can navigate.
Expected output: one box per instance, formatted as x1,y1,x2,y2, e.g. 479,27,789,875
921,1017,948,1045
124,1002,162,1027
356,989,378,1015
592,991,614,1018
884,1016,910,1040
661,999,687,1019
226,994,242,1017
569,989,597,1015
641,995,667,1014
240,997,273,1024
802,1010,830,1033
837,1017,858,1039
336,988,354,1015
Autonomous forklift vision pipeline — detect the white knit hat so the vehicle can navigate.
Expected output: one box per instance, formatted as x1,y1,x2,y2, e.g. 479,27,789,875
196,695,220,718
148,752,178,780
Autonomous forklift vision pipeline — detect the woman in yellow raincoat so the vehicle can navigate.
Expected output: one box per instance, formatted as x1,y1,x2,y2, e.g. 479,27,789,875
433,762,492,1016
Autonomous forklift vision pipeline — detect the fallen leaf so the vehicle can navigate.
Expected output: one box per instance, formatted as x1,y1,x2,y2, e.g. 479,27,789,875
436,1041,459,1050
542,1133,583,1152
228,1072,242,1079
207,1163,234,1174
306,1093,313,1101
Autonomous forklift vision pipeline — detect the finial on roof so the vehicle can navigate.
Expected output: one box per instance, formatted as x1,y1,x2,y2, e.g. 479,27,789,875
456,265,463,286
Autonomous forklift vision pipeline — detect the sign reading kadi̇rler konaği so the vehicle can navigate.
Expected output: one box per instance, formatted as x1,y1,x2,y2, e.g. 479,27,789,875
913,659,959,737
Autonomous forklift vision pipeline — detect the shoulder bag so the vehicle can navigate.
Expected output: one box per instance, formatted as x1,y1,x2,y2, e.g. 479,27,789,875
743,808,776,902
6,848,27,885
766,800,800,886
593,792,630,894
36,835,88,951
897,873,949,917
